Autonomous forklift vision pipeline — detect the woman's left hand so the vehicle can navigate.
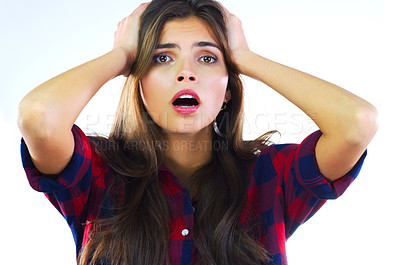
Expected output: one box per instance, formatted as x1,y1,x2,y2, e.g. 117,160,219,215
219,4,378,183
220,3,250,70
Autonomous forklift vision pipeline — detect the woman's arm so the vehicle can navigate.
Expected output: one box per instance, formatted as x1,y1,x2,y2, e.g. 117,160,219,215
223,7,378,182
17,3,148,175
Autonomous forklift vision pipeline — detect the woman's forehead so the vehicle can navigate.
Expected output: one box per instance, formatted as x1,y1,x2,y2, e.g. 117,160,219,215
159,17,219,45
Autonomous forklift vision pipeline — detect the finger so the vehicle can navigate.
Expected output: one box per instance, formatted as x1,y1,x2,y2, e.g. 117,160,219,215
218,1,231,17
130,2,150,16
139,2,151,9
140,2,151,7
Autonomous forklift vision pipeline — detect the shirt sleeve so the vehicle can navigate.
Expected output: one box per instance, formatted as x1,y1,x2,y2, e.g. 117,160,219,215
256,130,367,239
20,124,108,251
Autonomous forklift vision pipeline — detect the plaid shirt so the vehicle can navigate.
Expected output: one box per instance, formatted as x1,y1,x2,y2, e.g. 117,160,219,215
20,125,366,265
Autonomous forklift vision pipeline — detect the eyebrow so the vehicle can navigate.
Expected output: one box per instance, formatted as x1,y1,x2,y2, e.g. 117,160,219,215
156,41,222,51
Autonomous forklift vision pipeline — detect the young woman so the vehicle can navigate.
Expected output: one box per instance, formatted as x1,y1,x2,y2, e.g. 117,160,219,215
18,0,378,264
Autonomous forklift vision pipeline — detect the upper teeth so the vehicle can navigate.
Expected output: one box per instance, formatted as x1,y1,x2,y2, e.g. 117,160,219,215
179,95,195,99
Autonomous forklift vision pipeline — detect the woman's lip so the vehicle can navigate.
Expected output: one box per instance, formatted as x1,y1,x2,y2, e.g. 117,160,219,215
171,89,201,104
172,105,200,114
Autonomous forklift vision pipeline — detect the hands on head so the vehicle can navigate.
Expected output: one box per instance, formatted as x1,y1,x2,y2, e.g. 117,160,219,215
113,1,251,77
113,2,150,77
219,3,250,63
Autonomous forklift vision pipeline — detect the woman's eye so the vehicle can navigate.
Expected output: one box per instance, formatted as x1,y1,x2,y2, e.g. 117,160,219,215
199,55,217,64
153,54,172,64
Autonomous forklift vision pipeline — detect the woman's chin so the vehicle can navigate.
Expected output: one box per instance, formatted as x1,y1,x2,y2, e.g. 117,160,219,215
160,122,213,136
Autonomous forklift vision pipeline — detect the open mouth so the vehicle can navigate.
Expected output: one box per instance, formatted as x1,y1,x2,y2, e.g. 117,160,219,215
172,95,199,107
171,89,201,114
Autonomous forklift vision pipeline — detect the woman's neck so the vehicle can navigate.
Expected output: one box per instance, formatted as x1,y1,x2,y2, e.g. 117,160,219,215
163,126,213,184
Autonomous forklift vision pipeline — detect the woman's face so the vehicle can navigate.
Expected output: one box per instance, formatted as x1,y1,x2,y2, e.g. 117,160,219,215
140,16,230,135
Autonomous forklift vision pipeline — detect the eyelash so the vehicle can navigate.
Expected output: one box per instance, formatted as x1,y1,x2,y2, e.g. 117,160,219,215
152,54,218,64
199,55,217,64
152,54,172,64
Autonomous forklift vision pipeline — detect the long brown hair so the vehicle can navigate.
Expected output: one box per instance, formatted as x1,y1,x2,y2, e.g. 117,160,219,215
79,0,275,264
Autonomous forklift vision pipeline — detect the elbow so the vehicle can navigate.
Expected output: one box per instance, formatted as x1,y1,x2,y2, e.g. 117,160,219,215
18,97,52,140
346,103,379,147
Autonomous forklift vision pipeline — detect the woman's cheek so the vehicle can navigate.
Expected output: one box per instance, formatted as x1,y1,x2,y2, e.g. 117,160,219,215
208,73,229,100
141,71,168,107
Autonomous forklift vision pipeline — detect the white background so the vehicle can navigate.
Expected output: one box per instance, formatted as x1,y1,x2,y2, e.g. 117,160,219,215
1,0,399,264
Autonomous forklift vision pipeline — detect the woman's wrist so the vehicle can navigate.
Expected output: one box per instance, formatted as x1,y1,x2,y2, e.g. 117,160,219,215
110,47,136,77
233,49,259,78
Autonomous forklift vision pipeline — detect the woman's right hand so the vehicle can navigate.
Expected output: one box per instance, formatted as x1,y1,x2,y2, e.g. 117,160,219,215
113,3,150,77
18,3,150,175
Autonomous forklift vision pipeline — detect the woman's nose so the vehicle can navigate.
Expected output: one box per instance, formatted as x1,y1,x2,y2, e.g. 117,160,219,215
176,70,197,83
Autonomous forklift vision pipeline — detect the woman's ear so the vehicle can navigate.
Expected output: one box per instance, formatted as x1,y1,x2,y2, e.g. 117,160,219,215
139,80,149,109
224,89,231,102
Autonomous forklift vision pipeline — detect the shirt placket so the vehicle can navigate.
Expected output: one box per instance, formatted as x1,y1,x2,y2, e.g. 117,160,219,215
159,168,196,265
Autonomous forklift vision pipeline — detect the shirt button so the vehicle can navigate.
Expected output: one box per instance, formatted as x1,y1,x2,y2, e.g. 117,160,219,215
181,229,189,236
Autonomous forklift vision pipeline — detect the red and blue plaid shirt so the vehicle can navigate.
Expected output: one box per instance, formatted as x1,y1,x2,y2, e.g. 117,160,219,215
21,125,366,265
